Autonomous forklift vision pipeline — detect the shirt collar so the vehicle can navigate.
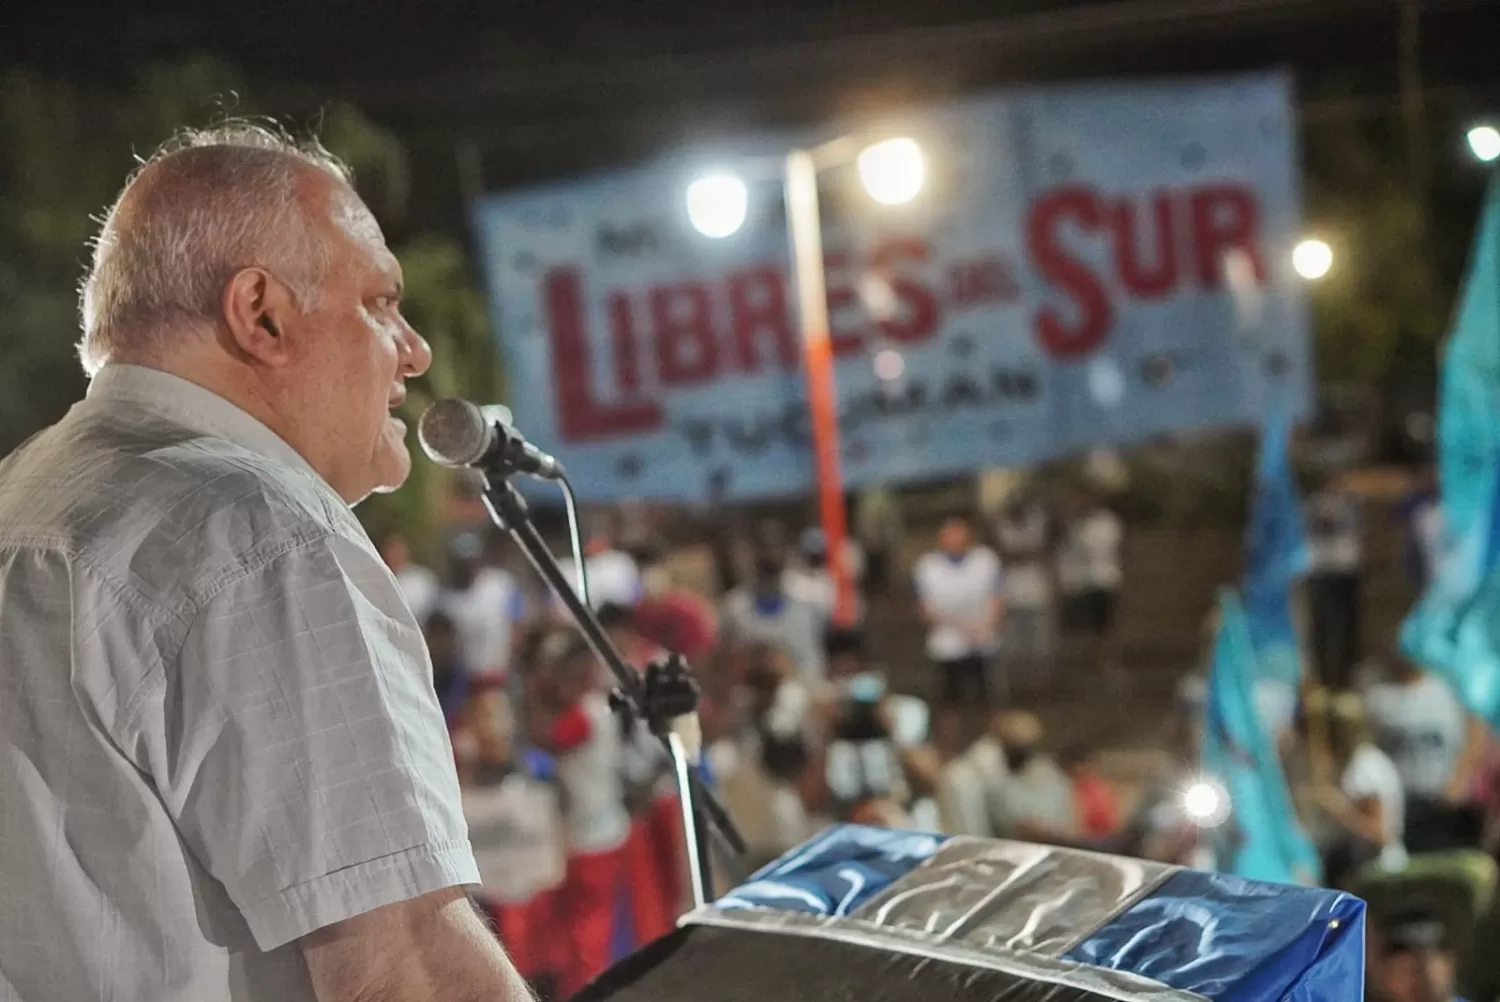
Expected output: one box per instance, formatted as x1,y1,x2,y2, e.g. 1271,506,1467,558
86,364,322,481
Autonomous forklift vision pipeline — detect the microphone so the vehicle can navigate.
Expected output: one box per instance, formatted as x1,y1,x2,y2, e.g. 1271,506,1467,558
418,398,564,480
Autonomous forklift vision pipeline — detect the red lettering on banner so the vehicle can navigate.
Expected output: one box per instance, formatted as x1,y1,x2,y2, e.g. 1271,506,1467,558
871,238,940,344
544,268,663,442
1109,193,1179,298
1027,183,1267,359
727,266,796,372
1027,186,1114,359
1190,185,1265,287
606,291,644,394
650,283,719,386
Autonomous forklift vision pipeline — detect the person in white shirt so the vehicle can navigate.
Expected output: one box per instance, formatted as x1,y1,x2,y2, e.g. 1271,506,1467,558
930,713,996,837
913,517,1005,709
989,711,1078,844
1364,659,1486,853
0,123,529,1001
440,533,530,685
532,640,632,997
995,496,1056,693
784,526,866,625
556,529,644,614
377,529,441,625
722,548,829,684
1317,694,1407,886
1306,482,1364,691
1056,489,1125,682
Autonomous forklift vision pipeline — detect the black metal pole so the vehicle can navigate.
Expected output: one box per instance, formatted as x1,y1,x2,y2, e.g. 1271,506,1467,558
478,475,744,905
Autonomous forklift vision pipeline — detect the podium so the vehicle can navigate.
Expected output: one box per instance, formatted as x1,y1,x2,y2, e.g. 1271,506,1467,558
578,825,1365,1002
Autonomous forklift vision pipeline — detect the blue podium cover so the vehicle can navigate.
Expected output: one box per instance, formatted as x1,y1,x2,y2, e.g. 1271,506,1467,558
688,825,1363,1001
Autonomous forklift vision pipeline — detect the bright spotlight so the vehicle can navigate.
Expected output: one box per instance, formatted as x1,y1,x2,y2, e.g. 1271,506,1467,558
1292,238,1333,281
857,138,925,206
1182,779,1231,829
873,348,906,381
1469,125,1500,164
686,174,749,238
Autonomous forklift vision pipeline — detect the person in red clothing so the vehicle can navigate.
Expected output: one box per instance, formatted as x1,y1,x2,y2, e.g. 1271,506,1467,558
530,639,632,997
600,603,685,943
1061,745,1121,841
633,560,719,662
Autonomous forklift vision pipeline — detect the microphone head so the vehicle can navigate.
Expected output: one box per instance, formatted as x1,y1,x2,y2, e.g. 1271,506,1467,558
418,398,491,467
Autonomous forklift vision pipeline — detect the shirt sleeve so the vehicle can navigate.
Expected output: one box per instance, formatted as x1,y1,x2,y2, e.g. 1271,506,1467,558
161,532,478,950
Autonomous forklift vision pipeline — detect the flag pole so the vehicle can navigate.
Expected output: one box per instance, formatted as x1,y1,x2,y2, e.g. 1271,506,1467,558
785,148,855,627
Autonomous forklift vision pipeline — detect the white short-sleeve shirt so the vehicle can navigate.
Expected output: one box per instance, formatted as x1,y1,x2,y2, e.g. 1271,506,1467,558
1340,743,1408,870
0,365,478,1002
1365,675,1469,799
913,547,1003,660
441,566,528,677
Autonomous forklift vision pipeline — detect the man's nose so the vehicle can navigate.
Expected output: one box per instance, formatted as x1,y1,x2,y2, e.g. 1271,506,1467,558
401,322,432,378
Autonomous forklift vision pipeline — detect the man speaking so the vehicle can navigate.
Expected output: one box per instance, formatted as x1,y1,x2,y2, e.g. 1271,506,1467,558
0,124,532,1001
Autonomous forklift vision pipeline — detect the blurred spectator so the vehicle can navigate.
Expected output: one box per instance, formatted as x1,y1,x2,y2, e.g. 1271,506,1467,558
378,529,440,624
634,560,718,662
599,601,661,671
423,610,471,728
735,643,817,854
1061,745,1121,841
596,600,689,934
784,526,866,625
1365,659,1487,854
616,500,663,566
531,640,631,998
1306,481,1364,691
558,521,644,613
854,487,905,597
995,494,1056,693
454,687,516,786
1316,693,1407,886
931,712,995,837
441,532,529,685
988,711,1077,843
456,689,563,988
1398,463,1443,594
722,548,828,684
1057,488,1124,683
822,631,908,821
913,516,1005,709
1368,902,1467,1002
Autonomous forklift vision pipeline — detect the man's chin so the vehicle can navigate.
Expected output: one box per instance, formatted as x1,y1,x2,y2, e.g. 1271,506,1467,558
350,450,413,506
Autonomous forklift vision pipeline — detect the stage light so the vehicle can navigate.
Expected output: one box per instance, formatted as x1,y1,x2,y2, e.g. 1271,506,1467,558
686,174,749,238
1182,779,1231,829
857,138,925,206
1292,238,1333,281
1469,125,1500,164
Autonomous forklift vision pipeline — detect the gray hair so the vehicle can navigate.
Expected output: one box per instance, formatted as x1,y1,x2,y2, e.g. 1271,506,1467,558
78,121,353,376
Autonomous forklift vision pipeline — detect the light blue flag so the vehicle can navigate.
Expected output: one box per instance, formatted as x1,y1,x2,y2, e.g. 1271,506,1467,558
1202,590,1321,885
1401,176,1500,726
1243,413,1310,691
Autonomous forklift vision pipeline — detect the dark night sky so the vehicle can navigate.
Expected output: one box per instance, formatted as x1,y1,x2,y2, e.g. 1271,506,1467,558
6,0,1500,232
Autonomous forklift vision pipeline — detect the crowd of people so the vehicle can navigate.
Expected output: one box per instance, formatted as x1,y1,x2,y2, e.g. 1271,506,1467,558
367,485,1147,996
378,472,1494,1002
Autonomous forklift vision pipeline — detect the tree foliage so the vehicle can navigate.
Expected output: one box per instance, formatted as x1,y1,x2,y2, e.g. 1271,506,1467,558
0,59,501,559
1300,108,1451,402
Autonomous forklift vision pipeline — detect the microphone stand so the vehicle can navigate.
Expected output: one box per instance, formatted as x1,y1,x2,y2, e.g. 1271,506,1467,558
477,473,745,909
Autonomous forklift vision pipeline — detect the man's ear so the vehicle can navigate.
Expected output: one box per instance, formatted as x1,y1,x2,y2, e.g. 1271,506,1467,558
222,267,296,366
